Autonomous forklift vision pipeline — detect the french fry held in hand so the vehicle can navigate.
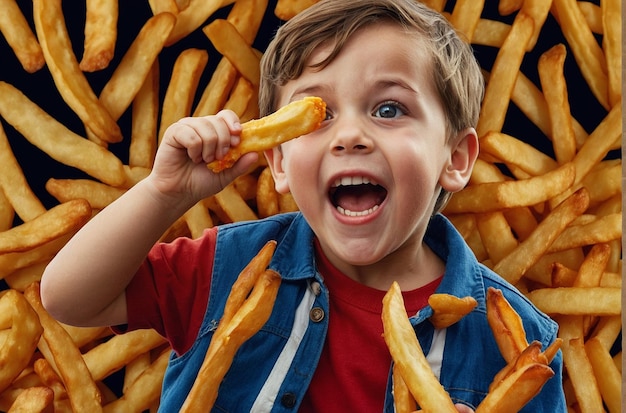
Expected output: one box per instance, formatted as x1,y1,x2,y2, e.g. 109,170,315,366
207,96,326,172
180,241,281,412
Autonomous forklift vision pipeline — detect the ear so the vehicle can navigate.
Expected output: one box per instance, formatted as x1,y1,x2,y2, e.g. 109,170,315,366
263,147,291,194
438,127,479,192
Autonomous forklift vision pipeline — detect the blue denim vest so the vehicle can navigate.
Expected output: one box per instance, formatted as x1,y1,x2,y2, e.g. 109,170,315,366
158,213,566,412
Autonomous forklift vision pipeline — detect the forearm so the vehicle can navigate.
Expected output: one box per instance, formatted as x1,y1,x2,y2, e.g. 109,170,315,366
40,178,193,327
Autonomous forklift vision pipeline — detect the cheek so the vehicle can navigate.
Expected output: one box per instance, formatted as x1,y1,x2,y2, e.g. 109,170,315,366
280,142,320,189
389,145,444,193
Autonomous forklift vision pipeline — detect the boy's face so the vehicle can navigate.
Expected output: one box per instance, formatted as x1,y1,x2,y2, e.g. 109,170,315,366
266,22,477,272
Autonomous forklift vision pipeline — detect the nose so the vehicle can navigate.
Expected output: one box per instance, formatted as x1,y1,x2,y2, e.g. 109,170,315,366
329,115,374,155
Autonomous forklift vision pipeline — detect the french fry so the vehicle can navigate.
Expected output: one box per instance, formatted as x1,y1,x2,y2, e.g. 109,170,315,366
223,77,255,118
526,287,621,316
578,162,622,206
130,62,160,169
24,282,103,413
0,123,46,222
585,337,621,413
102,349,170,413
256,167,280,218
547,212,621,253
392,363,417,413
33,357,67,401
471,19,510,48
447,0,484,42
278,192,299,213
158,47,209,144
382,282,457,412
551,0,609,109
5,264,46,290
560,337,604,411
32,0,122,144
428,293,477,329
207,96,326,173
98,12,176,124
180,242,281,411
475,212,518,264
203,19,261,87
589,315,622,351
476,12,534,137
601,0,621,107
6,386,54,413
0,81,127,187
485,288,529,363
537,44,576,164
0,289,43,393
444,163,575,214
0,199,91,253
492,188,589,284
498,0,522,15
227,0,269,45
148,0,179,15
274,0,320,20
521,0,553,50
122,351,152,393
0,189,14,233
578,1,603,34
488,342,546,392
79,0,118,72
193,57,239,117
214,183,258,222
83,329,167,382
502,206,538,242
0,0,45,73
510,70,588,149
479,131,558,176
475,362,554,413
165,0,236,46
45,178,126,210
572,243,610,288
0,232,75,280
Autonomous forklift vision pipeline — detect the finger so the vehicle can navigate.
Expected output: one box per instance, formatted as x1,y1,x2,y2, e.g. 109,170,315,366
455,403,475,413
162,120,206,163
218,152,259,183
204,110,242,160
169,115,235,164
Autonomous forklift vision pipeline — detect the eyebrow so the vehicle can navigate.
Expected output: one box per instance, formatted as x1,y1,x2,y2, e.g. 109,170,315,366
289,84,334,100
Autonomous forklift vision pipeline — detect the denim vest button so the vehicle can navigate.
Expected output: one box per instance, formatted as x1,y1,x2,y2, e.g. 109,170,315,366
309,307,325,322
280,392,297,408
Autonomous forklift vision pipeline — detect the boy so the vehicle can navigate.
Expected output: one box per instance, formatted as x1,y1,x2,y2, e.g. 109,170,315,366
41,0,566,411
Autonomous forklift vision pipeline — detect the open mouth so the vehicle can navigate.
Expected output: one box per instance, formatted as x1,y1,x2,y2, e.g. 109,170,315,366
329,176,388,217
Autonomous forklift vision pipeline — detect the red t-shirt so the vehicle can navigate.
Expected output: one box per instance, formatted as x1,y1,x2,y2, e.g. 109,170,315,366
299,241,441,412
125,230,441,410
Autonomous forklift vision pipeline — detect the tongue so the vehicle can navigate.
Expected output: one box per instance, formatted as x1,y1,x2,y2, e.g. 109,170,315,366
334,185,384,212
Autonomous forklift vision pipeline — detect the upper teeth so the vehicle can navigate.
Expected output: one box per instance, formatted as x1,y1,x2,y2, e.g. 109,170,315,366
333,176,374,187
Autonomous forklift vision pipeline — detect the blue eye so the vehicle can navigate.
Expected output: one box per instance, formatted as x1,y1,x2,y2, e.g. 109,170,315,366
374,102,404,118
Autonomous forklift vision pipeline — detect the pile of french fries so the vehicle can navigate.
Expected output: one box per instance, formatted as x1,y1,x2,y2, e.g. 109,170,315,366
0,0,621,411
